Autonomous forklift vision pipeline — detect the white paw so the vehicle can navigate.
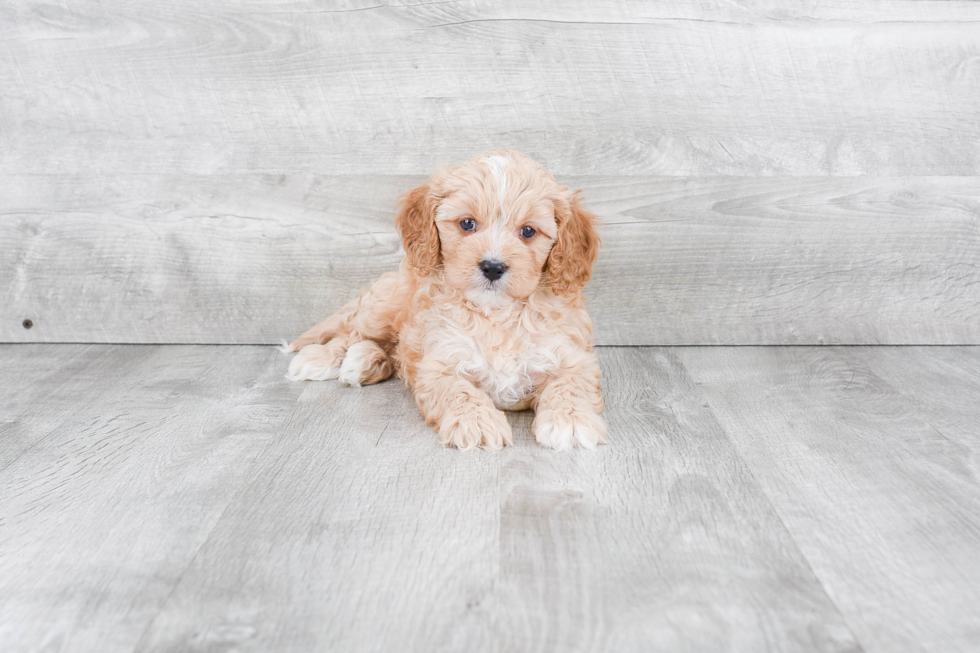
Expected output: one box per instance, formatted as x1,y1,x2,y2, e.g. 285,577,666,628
286,342,345,381
438,404,513,451
337,340,380,387
533,408,607,451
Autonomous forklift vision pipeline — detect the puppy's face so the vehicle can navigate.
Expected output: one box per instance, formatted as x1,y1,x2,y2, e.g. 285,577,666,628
435,154,558,302
396,150,600,302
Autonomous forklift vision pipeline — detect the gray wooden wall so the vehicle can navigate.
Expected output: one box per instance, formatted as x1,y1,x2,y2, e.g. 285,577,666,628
2,1,978,345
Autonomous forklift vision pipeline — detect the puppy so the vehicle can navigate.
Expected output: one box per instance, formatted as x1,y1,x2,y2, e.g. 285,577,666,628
285,150,606,451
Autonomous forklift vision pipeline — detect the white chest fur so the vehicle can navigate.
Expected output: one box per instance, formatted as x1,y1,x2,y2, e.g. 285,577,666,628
435,323,561,411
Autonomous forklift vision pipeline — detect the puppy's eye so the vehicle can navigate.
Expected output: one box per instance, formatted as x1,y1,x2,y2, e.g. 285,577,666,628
520,226,536,238
459,218,476,232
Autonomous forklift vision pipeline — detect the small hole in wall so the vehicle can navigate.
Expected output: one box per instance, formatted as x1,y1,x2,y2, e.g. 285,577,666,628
22,319,33,329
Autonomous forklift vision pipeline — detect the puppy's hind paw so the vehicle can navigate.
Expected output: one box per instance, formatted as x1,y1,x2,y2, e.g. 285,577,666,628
533,408,607,451
439,404,513,451
286,341,346,381
338,341,393,387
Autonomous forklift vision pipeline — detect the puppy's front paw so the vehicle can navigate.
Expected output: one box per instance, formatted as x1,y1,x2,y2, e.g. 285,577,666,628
533,407,607,451
439,404,513,451
286,340,346,381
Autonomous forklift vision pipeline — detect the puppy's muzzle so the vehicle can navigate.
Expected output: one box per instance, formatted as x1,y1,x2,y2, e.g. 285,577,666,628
479,259,508,282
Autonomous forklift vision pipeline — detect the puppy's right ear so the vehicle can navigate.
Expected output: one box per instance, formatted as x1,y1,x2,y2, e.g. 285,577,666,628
395,182,441,276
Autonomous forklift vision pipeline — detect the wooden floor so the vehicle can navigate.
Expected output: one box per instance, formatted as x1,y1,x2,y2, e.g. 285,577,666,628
1,344,978,653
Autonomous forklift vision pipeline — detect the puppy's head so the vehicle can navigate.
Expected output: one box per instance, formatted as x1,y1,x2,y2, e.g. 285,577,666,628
395,150,600,302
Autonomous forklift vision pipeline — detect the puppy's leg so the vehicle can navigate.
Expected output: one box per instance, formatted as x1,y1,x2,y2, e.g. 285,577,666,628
288,270,408,353
338,340,393,387
286,270,410,382
414,364,512,451
287,336,349,381
533,359,607,451
287,298,358,353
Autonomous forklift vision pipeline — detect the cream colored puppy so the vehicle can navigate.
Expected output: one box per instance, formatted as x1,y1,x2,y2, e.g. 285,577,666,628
285,150,606,451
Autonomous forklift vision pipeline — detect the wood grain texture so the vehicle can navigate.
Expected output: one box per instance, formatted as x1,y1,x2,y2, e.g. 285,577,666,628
5,344,980,651
2,1,979,177
0,344,156,471
455,348,861,653
0,345,300,652
0,345,868,652
845,347,980,454
3,174,978,345
677,346,980,653
137,358,502,653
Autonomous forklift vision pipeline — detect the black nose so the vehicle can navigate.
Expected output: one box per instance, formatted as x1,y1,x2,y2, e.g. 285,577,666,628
479,259,508,281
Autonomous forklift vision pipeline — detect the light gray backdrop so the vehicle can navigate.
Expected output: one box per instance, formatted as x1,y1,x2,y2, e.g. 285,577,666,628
2,1,978,345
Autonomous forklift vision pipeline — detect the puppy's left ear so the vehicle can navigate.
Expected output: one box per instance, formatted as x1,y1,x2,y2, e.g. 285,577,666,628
547,190,601,295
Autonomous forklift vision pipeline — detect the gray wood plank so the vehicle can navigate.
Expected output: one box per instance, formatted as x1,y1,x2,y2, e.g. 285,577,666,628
3,175,978,345
1,344,99,422
5,344,977,651
138,347,861,652
2,1,979,177
137,362,502,652
677,347,980,653
843,347,980,454
463,348,863,652
0,344,157,471
0,345,299,653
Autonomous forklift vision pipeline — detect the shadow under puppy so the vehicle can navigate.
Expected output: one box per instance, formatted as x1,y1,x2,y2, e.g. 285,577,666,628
285,150,606,451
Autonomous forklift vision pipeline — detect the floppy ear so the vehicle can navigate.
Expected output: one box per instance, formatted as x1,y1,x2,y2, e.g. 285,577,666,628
547,190,601,295
395,182,441,276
